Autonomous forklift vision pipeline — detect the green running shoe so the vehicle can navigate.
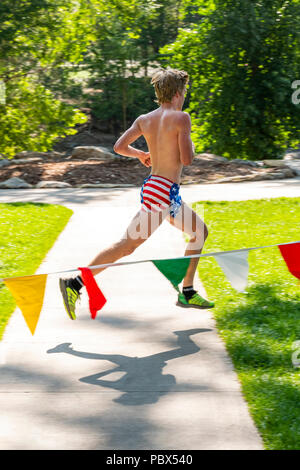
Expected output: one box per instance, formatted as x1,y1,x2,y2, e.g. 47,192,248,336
59,278,81,320
177,291,214,309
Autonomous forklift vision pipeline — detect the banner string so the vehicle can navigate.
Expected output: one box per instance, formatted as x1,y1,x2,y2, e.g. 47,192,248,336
0,240,299,282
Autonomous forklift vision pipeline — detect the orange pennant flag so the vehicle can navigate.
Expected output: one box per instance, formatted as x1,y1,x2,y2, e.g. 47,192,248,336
3,274,48,335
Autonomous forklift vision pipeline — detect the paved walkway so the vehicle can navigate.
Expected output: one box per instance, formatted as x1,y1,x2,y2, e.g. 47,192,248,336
1,177,298,450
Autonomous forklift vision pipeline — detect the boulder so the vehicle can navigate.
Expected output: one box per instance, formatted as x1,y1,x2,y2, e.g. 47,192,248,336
13,151,49,160
209,169,295,184
284,150,300,161
263,160,288,168
71,146,115,160
10,157,43,164
0,159,12,168
12,151,64,160
272,169,295,178
209,174,261,183
0,177,33,188
195,153,228,163
283,161,300,176
230,159,259,167
35,180,72,188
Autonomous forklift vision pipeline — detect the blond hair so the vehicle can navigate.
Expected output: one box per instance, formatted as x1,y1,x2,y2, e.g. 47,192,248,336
151,68,189,105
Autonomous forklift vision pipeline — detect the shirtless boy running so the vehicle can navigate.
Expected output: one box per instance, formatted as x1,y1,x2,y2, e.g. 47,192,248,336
59,68,214,319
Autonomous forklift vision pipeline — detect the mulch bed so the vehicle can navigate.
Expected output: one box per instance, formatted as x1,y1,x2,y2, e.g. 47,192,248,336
0,156,286,187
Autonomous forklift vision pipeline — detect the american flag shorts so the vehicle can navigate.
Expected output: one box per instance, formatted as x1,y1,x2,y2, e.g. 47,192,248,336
140,174,182,218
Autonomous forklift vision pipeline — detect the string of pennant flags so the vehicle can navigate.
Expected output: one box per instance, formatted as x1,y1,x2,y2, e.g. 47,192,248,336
1,240,299,335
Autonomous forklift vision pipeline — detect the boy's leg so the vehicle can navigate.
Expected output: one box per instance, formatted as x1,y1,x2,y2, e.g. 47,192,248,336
167,201,207,284
59,206,169,318
87,206,168,276
167,201,214,308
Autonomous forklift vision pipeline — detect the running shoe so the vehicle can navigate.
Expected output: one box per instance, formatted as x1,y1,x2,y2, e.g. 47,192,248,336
59,278,81,320
176,291,214,309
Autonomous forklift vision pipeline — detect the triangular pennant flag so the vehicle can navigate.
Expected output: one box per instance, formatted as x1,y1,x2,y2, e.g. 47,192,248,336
3,274,47,335
152,258,191,291
278,242,300,280
214,251,249,292
78,267,106,319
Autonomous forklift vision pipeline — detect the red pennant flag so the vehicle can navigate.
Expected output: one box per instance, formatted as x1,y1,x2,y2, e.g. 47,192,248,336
78,267,106,318
278,243,300,280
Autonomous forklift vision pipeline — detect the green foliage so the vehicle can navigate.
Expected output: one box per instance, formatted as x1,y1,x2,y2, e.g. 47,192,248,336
161,0,300,159
0,78,87,157
89,76,155,134
0,202,73,339
84,0,182,131
194,197,300,448
0,0,99,156
0,0,99,71
2,0,298,155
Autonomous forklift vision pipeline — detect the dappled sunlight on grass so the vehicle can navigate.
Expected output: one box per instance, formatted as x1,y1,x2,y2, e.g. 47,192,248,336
0,202,73,339
194,197,300,450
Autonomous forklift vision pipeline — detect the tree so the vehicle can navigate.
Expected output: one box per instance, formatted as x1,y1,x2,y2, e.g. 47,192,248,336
84,0,185,133
161,0,300,159
0,0,101,157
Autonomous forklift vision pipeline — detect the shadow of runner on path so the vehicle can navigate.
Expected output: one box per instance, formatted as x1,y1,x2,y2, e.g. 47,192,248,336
47,328,211,406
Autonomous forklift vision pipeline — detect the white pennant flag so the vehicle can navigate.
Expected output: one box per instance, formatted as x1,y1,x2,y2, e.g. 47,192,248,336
213,250,249,292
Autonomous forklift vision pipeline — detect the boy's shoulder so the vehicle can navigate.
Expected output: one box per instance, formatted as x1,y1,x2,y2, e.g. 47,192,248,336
176,111,192,128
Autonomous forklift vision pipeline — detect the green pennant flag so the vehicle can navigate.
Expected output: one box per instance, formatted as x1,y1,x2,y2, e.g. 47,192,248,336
152,258,191,291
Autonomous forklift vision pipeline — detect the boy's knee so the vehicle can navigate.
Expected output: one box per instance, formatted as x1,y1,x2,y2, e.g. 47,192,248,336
188,223,208,249
203,223,209,240
195,223,208,242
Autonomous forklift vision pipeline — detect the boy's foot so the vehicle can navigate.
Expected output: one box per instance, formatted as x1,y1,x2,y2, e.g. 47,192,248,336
59,278,81,320
176,291,214,309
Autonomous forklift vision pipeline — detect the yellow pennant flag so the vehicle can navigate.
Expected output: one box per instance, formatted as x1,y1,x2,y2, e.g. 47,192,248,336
3,274,48,335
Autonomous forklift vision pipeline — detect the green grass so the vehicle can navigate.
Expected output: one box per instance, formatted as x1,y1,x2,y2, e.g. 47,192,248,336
193,197,300,450
0,202,73,339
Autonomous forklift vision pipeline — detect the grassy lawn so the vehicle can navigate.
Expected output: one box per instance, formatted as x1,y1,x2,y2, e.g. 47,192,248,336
0,202,73,340
193,197,300,450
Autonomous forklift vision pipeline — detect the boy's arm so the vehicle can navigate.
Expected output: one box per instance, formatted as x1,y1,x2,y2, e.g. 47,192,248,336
113,116,151,167
177,112,195,166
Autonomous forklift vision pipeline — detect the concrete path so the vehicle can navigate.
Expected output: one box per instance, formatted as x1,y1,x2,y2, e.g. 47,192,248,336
1,177,298,450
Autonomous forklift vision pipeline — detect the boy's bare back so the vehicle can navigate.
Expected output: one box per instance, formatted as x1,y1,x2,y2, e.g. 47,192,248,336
138,107,194,184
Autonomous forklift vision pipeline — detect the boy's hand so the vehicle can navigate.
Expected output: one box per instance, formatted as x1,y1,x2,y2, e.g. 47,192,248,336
138,151,151,168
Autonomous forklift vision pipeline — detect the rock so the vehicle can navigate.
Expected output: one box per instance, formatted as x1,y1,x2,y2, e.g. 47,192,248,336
231,159,259,167
210,174,260,183
281,168,298,178
35,180,72,188
209,170,294,184
284,149,300,160
47,151,65,159
266,171,292,179
196,153,228,163
71,146,115,160
10,157,43,164
284,161,300,176
0,177,33,188
263,159,288,168
13,151,48,160
0,159,11,168
12,151,64,160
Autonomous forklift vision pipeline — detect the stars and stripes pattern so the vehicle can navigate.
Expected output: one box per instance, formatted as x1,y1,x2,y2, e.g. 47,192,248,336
140,174,174,213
